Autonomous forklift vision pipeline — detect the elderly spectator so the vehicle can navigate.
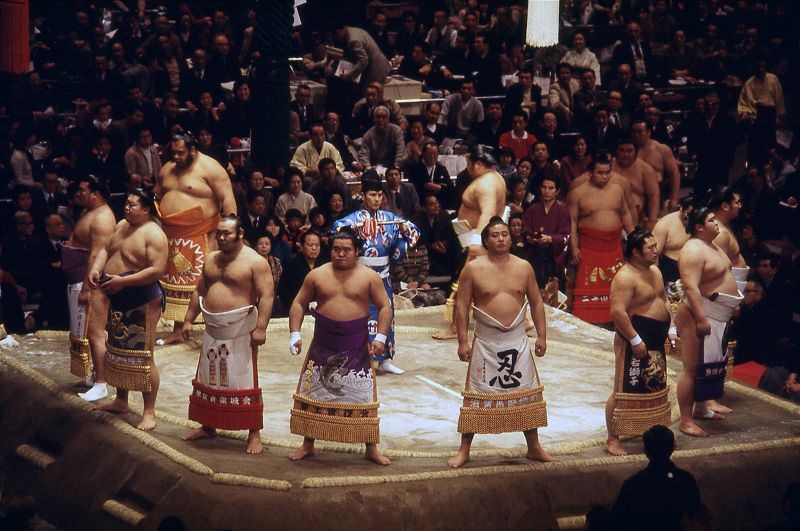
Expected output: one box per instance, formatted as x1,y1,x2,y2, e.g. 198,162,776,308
439,79,484,139
352,81,408,134
308,158,350,209
612,22,652,82
421,102,448,144
534,112,567,160
608,64,643,114
323,111,355,168
409,142,452,208
291,84,315,142
573,69,604,131
663,30,698,80
275,169,318,223
207,33,239,83
398,43,433,82
606,90,631,132
124,127,161,188
474,101,506,149
357,106,405,169
1,211,44,302
562,32,601,86
291,123,345,178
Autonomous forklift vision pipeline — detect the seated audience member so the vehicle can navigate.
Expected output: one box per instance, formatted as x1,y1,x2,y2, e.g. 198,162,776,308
264,214,294,266
611,22,652,83
562,32,601,86
412,194,458,280
612,425,703,530
196,127,230,170
439,79,484,140
474,101,506,149
291,123,345,178
325,192,347,224
425,8,457,58
548,63,580,126
499,113,537,163
608,64,643,114
307,158,350,209
508,212,529,260
36,213,69,330
408,142,452,209
276,230,324,316
323,112,355,169
37,168,69,217
421,102,448,144
663,29,698,80
573,69,604,131
290,83,315,142
523,176,570,289
741,165,780,241
254,233,284,315
124,127,161,188
398,43,433,82
241,190,269,246
496,148,518,182
606,90,632,132
505,67,542,121
275,169,317,223
465,33,502,96
534,111,567,160
351,82,407,137
516,157,535,192
190,90,224,135
383,166,420,219
507,178,532,216
235,171,274,218
1,211,44,303
588,106,620,153
402,120,433,171
528,142,560,196
357,106,406,169
283,209,306,252
644,106,672,146
559,136,591,191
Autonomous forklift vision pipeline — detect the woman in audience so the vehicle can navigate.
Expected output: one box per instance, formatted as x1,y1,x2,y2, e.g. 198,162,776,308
562,32,601,86
264,214,293,265
559,135,591,190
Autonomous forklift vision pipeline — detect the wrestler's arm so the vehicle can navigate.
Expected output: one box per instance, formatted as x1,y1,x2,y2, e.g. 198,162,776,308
368,270,391,358
619,186,635,234
609,269,645,356
525,263,547,356
454,262,474,361
207,162,237,217
251,256,274,346
82,213,115,293
181,268,205,340
567,187,580,263
652,218,668,255
467,182,497,258
661,145,680,208
679,243,710,333
289,271,315,333
642,164,661,230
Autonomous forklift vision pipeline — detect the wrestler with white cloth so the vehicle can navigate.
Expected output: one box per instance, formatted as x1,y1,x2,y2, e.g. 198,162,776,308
449,216,554,468
676,207,742,437
181,216,273,454
433,145,508,340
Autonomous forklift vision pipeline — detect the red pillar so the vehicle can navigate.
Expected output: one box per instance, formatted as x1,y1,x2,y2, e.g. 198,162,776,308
0,0,30,74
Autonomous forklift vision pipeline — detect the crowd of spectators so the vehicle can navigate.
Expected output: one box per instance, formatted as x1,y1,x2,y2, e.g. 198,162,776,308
0,0,797,400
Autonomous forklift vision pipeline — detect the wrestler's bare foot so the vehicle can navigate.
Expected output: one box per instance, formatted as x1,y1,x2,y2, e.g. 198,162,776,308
289,440,315,461
182,426,216,441
707,400,733,415
605,437,628,456
447,450,470,468
526,446,557,462
96,398,130,414
693,410,725,420
246,431,263,454
136,412,156,431
679,421,709,437
432,323,458,340
365,444,390,466
156,330,185,346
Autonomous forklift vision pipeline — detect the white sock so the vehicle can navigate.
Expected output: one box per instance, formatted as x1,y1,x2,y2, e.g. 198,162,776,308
695,401,715,418
78,382,108,402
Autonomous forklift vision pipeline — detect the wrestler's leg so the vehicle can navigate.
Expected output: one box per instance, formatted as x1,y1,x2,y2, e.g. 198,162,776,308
138,297,161,431
289,437,315,461
433,283,459,340
365,443,390,465
79,290,110,401
447,433,473,468
158,322,185,346
605,335,627,455
676,307,708,437
524,429,557,462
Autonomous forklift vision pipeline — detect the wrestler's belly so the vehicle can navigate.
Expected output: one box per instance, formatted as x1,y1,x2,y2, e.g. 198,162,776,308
203,285,254,313
629,300,670,323
473,295,526,327
699,274,739,298
578,211,623,232
316,299,371,322
105,254,143,277
160,190,219,219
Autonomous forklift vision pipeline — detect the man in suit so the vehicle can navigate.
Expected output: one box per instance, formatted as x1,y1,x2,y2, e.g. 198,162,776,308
384,166,420,219
505,68,542,122
412,193,458,279
36,214,69,329
290,84,315,143
206,33,239,83
612,22,652,82
573,70,605,133
180,48,221,105
608,64,644,114
334,24,392,86
124,127,162,188
37,167,69,217
606,90,632,133
465,33,503,96
421,102,448,144
323,111,355,168
687,91,739,192
241,189,269,246
409,142,453,209
588,106,621,153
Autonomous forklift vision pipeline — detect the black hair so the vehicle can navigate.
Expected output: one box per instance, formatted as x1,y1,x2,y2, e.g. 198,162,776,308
265,214,286,237
330,226,361,249
687,206,713,235
538,175,562,190
285,208,305,223
679,194,698,212
361,177,383,193
171,133,195,149
284,166,304,185
299,229,321,245
318,157,336,172
707,185,739,211
756,252,780,268
78,174,109,198
480,215,508,248
624,229,654,259
469,144,497,167
246,189,267,205
129,188,158,216
308,207,325,224
642,425,674,461
588,150,612,169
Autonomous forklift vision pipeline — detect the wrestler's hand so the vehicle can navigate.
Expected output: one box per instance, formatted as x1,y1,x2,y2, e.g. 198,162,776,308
289,331,302,356
696,317,711,337
87,270,101,289
181,322,192,342
570,247,581,265
632,342,648,359
534,336,546,357
457,342,471,362
77,287,91,305
99,274,125,295
370,339,385,358
251,328,267,348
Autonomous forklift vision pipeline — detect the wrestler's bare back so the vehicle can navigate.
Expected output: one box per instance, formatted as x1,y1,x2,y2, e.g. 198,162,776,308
569,180,627,231
610,264,670,321
158,152,229,219
653,211,689,261
69,203,115,249
462,254,533,326
613,160,659,226
105,220,168,277
637,141,667,182
306,263,385,320
458,171,506,228
679,239,739,298
202,246,271,312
